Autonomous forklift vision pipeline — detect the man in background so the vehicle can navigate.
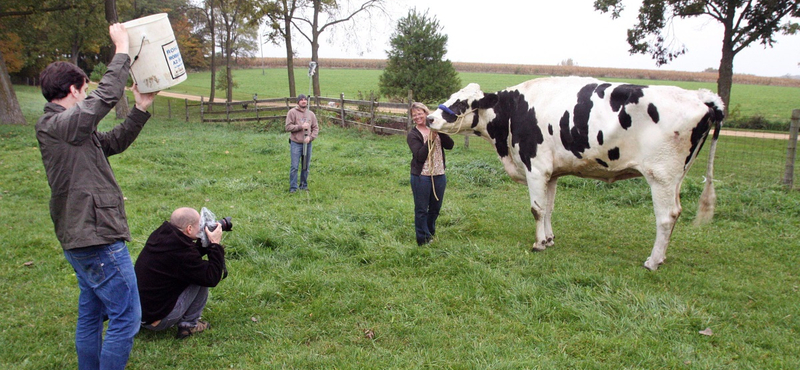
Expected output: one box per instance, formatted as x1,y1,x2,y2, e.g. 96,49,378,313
36,23,156,370
285,94,319,193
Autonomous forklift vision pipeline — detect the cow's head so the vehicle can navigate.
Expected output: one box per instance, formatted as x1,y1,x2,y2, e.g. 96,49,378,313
428,83,498,135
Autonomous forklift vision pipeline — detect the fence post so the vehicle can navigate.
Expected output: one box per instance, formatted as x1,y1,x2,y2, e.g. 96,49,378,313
255,98,260,125
226,101,230,123
782,109,800,188
464,136,470,149
168,100,172,119
340,93,346,127
369,91,376,127
407,90,413,131
185,99,189,122
200,96,204,123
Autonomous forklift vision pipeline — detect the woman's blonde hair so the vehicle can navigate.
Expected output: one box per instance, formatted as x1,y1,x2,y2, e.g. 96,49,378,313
410,102,430,115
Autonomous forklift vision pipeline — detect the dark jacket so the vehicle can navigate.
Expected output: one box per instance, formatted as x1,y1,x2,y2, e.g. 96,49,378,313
36,54,151,250
407,127,454,175
135,222,226,323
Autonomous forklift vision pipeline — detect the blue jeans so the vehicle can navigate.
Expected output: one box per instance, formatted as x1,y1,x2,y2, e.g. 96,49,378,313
141,285,209,331
290,140,312,191
63,241,141,370
410,174,446,245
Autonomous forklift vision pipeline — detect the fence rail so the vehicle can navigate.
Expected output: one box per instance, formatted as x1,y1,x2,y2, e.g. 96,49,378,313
185,93,416,134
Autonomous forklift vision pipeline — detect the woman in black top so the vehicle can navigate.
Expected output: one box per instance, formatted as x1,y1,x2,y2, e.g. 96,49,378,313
407,102,454,245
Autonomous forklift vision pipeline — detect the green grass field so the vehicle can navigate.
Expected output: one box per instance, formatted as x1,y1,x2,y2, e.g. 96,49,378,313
1,84,799,368
165,67,800,129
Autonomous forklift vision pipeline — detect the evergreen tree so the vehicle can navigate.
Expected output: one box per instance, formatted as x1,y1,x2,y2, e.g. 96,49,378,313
379,8,460,104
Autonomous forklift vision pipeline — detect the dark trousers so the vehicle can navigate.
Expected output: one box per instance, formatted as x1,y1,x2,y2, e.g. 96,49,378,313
410,174,446,245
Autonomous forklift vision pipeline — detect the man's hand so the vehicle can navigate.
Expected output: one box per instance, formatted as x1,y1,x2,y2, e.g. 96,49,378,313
303,136,311,144
301,122,310,130
206,223,223,245
133,84,157,111
109,23,129,55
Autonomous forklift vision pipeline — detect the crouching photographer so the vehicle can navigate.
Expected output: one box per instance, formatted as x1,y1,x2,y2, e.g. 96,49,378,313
134,207,230,339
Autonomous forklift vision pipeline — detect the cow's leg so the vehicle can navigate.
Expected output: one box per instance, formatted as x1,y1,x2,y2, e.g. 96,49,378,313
526,172,550,251
643,175,684,271
543,178,558,247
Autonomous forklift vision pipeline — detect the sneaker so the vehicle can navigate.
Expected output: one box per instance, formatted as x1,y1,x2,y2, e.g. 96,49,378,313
289,189,297,193
176,320,209,339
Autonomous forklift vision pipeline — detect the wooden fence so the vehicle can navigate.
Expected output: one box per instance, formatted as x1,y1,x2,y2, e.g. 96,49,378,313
183,93,415,135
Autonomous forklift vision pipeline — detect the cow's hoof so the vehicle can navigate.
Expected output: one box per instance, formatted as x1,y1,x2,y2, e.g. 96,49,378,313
545,237,555,247
643,258,662,271
532,243,547,252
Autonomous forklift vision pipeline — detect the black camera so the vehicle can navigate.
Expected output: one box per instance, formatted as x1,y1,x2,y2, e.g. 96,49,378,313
209,217,233,232
199,208,233,247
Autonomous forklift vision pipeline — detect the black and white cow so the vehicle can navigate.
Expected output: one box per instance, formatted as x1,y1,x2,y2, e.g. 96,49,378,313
427,77,724,270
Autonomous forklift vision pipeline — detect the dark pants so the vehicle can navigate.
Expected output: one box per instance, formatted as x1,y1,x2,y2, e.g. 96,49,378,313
410,174,446,245
141,285,209,331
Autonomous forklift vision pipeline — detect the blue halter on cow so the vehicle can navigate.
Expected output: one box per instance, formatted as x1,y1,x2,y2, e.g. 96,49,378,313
427,76,724,271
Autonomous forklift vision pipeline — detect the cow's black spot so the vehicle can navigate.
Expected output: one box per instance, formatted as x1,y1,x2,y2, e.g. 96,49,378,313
548,124,553,136
648,103,660,123
610,84,647,112
486,89,544,171
685,110,713,167
618,106,632,129
473,130,482,137
442,99,470,123
560,84,596,159
595,83,612,99
595,158,609,168
608,147,620,161
597,130,604,145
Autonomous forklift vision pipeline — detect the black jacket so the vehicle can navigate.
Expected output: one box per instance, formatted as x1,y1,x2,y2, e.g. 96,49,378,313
407,127,454,175
134,222,226,323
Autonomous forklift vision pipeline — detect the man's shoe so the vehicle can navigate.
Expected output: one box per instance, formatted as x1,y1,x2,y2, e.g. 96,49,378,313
176,320,210,339
289,189,297,193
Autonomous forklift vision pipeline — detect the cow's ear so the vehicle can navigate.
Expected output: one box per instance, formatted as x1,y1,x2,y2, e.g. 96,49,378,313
474,93,498,110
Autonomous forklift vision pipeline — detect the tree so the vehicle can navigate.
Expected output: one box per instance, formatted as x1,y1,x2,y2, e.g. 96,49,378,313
0,0,84,125
254,0,301,97
216,0,259,102
104,0,132,119
293,0,385,97
594,0,799,115
0,47,24,124
378,8,460,104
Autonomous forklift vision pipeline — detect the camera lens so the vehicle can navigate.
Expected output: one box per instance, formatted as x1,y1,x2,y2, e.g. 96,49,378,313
218,217,233,232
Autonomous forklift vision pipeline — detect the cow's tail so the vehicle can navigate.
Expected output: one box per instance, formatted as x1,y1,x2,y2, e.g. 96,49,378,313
695,90,725,225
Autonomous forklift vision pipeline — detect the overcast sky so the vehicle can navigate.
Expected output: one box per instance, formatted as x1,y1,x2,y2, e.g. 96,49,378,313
259,0,800,78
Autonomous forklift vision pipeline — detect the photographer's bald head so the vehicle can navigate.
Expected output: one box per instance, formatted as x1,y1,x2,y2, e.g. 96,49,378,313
170,207,220,243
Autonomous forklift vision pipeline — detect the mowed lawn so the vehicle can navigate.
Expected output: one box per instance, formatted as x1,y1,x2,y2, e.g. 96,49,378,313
1,83,799,369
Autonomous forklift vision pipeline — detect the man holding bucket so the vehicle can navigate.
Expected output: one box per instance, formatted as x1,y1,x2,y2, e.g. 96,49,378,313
36,23,156,370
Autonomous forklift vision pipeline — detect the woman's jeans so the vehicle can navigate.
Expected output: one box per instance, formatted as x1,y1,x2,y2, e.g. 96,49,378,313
411,174,446,245
141,285,209,331
63,241,141,370
290,140,312,191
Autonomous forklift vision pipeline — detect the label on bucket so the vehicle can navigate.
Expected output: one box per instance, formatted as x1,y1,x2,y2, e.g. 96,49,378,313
161,40,186,80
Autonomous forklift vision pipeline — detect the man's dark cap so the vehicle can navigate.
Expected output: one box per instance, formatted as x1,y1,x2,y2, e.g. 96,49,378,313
297,94,307,102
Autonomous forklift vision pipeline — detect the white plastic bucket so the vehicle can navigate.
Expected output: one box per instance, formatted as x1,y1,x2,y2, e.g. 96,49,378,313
122,13,187,93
